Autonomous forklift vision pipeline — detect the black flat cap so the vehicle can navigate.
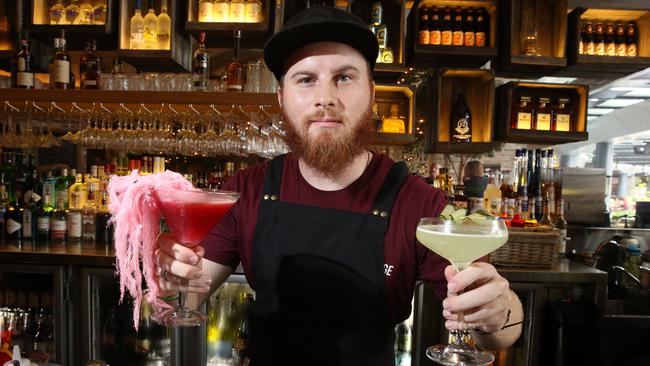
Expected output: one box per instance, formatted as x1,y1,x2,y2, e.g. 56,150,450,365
263,5,379,81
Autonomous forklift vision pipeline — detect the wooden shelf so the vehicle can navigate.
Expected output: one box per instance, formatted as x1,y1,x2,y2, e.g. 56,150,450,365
371,132,416,145
429,142,497,153
560,7,650,78
406,0,498,68
497,0,567,77
374,84,415,144
424,69,496,153
495,81,589,144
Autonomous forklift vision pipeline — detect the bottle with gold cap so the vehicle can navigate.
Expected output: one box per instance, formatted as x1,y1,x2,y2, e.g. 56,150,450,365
381,104,406,134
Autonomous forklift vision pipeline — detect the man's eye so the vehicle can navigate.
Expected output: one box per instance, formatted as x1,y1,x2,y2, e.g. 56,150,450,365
337,74,352,82
298,77,314,84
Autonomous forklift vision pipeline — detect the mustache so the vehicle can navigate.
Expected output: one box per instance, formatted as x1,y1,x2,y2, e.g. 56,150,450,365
303,110,344,123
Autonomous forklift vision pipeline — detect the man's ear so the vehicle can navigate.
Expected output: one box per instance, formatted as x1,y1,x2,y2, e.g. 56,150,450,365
277,86,283,109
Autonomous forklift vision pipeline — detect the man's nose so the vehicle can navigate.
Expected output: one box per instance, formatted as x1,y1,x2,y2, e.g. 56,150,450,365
314,81,337,108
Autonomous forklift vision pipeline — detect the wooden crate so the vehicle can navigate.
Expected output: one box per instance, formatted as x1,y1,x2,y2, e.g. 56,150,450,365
372,84,416,145
495,81,589,144
424,69,497,153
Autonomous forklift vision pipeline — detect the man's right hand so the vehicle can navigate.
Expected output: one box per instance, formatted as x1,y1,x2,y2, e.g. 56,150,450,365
154,233,213,295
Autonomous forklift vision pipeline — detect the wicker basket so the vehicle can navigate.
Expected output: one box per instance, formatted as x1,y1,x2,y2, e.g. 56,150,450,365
489,227,561,268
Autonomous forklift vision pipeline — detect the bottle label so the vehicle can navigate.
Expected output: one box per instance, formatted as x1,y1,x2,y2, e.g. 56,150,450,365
83,79,97,86
245,3,262,23
199,2,214,22
51,219,66,239
606,43,616,56
56,189,69,206
452,31,464,45
617,43,627,56
229,3,245,22
213,3,229,22
490,197,502,214
18,57,26,72
536,113,551,130
555,114,570,132
418,31,430,45
452,118,471,141
464,32,475,47
441,30,452,45
376,26,387,48
516,112,532,129
430,30,441,45
68,212,82,238
596,43,605,55
475,32,486,47
37,216,51,232
17,72,34,87
627,44,637,57
23,211,32,237
371,5,382,25
53,59,70,84
7,218,21,235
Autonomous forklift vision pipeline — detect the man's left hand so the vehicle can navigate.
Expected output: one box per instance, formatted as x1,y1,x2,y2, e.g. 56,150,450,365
441,262,512,333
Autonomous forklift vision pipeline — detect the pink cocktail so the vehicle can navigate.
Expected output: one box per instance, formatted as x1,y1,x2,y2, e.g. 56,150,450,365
152,188,239,327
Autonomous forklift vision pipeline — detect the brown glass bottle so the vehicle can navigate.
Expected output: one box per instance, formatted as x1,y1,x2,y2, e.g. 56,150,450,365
454,185,468,209
226,30,244,92
534,97,552,131
626,23,637,57
11,38,34,89
464,8,475,47
605,23,616,56
418,7,430,45
594,23,605,55
584,23,595,55
441,7,452,46
450,93,472,143
552,98,571,132
53,30,72,89
429,7,441,45
475,8,487,47
193,31,209,91
511,96,534,130
80,39,102,89
451,7,464,46
616,23,627,56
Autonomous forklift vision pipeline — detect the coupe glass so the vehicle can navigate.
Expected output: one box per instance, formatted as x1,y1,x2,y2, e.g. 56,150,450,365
416,217,508,366
151,188,239,327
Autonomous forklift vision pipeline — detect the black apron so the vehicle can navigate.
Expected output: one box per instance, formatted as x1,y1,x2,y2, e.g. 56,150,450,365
249,155,408,366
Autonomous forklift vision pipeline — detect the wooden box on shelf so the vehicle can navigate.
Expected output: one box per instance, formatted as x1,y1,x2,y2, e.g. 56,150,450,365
563,7,650,78
424,69,496,153
495,81,589,144
118,0,191,72
497,0,567,76
372,84,415,145
406,0,498,68
186,0,275,48
28,0,117,50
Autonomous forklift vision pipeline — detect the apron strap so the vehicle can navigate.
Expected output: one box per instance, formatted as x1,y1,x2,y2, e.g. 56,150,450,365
370,161,409,220
261,154,286,201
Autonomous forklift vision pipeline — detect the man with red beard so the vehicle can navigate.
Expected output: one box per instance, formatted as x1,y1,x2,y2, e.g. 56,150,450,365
154,5,522,365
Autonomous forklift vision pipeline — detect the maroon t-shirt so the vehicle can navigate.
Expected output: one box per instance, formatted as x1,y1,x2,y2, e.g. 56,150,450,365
203,152,448,323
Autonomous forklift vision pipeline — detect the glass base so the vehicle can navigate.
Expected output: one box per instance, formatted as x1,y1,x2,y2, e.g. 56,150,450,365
151,308,206,327
426,343,495,366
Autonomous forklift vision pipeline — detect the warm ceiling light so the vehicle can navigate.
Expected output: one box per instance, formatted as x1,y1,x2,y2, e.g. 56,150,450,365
598,99,645,108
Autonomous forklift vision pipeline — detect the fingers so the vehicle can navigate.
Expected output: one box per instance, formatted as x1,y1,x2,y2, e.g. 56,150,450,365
447,262,498,294
444,279,508,311
154,271,212,293
157,233,202,265
155,248,204,280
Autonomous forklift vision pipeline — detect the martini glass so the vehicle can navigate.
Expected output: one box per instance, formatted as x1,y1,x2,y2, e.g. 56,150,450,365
151,188,239,327
416,217,508,366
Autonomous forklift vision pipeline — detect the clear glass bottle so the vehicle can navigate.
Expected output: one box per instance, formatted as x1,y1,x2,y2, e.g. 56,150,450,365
229,0,246,23
199,0,214,22
144,0,158,49
65,0,81,25
82,181,96,243
226,30,244,91
245,0,263,23
50,0,65,25
130,0,145,50
157,0,171,50
193,31,209,91
213,0,230,22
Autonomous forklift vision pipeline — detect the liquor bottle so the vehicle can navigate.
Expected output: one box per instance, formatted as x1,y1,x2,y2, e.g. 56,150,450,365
5,196,21,241
441,7,452,46
534,97,551,131
199,0,215,22
226,30,244,92
50,0,65,24
214,0,230,22
594,23,605,56
48,38,61,89
193,31,210,91
96,191,113,246
517,150,530,218
67,200,82,245
35,195,52,242
81,39,102,89
578,25,585,54
69,173,88,211
66,0,81,25
381,104,406,133
552,199,567,258
79,0,94,24
626,23,637,57
394,321,412,366
532,149,543,222
418,7,430,45
451,7,464,46
616,24,626,57
584,23,595,55
373,2,387,51
42,171,58,210
500,170,514,219
157,0,171,49
463,8,476,47
130,0,145,50
511,96,533,130
93,0,107,25
483,173,502,216
552,98,571,132
11,38,34,89
53,31,72,89
55,168,71,210
605,23,616,56
539,197,552,226
22,192,36,240
245,0,263,23
144,0,158,50
429,7,441,45
230,0,246,22
475,8,487,47
450,93,472,143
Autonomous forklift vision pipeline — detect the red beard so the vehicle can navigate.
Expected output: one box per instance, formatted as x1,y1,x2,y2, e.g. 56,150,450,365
282,108,374,178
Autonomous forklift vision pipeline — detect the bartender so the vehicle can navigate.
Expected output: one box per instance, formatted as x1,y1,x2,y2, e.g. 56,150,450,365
153,6,522,364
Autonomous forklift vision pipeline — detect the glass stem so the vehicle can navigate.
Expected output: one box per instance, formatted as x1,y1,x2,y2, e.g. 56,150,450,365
452,262,471,346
